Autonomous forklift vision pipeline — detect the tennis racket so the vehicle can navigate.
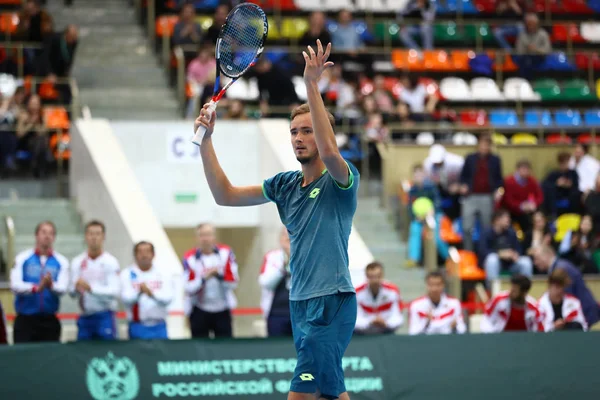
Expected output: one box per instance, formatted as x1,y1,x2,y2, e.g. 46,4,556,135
192,3,268,146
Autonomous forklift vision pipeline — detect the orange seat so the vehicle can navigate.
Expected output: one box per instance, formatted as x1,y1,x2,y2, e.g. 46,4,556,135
546,133,573,144
489,51,518,72
38,80,59,100
451,50,474,72
185,81,194,99
49,132,70,160
423,50,452,71
155,15,179,38
0,13,18,35
440,215,462,244
456,250,486,281
44,107,70,130
391,49,424,71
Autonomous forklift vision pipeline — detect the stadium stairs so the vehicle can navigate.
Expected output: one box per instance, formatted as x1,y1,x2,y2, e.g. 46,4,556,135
0,181,84,316
46,0,180,120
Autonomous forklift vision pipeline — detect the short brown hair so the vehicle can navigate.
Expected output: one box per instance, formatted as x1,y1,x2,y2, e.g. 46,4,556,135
516,158,531,169
557,151,570,164
134,241,154,255
548,268,571,287
365,261,383,272
290,103,335,128
35,221,56,235
478,133,492,145
85,220,105,233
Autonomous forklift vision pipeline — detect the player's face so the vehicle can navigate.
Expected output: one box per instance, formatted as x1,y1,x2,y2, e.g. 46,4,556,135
426,276,444,301
35,223,55,249
135,244,154,269
290,113,318,165
366,267,383,291
196,225,216,251
85,225,105,251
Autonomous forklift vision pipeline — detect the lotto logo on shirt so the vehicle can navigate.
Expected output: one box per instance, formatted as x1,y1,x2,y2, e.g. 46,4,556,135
133,281,163,291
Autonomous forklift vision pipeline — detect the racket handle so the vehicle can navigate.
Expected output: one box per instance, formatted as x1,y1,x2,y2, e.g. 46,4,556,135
192,101,217,146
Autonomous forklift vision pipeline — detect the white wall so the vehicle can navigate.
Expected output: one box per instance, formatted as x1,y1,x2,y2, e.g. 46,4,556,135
70,120,186,338
111,121,261,227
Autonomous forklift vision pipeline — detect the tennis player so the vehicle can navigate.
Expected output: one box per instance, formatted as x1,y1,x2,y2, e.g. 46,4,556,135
195,40,357,400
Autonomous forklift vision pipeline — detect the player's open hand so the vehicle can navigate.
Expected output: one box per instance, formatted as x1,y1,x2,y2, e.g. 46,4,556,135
194,103,217,137
302,39,334,84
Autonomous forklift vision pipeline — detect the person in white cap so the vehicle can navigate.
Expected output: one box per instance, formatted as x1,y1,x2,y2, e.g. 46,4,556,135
423,144,464,219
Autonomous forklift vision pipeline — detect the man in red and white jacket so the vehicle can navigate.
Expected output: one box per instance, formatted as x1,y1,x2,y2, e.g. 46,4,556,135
409,271,466,335
183,223,239,338
538,268,587,332
354,262,403,335
481,274,544,333
259,228,292,337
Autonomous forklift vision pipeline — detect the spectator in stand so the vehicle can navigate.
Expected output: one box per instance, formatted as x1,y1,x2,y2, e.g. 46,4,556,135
121,241,174,340
584,173,600,236
459,134,504,251
183,223,239,338
538,268,588,331
493,0,524,49
398,0,435,51
335,70,361,119
480,209,533,285
70,221,120,341
173,3,203,48
423,144,464,219
480,274,543,332
354,262,403,335
0,87,26,175
500,159,543,233
204,4,229,44
330,10,364,55
523,211,552,260
407,164,448,267
397,74,437,123
515,13,552,76
532,245,600,327
361,96,389,143
558,215,599,274
542,152,581,217
371,75,395,115
16,0,53,44
299,12,331,47
254,58,299,118
16,94,50,178
10,221,69,343
186,45,216,118
571,144,600,194
259,228,292,337
224,100,247,120
409,271,466,335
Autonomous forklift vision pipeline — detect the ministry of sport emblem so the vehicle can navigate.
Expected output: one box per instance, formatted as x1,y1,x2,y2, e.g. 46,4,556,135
86,352,140,400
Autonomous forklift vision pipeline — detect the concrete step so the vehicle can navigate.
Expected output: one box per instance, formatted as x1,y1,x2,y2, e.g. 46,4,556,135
15,235,86,257
74,66,168,89
80,87,179,109
87,107,182,120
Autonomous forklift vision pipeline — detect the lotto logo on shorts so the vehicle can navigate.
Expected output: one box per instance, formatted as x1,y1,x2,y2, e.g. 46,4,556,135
299,373,314,381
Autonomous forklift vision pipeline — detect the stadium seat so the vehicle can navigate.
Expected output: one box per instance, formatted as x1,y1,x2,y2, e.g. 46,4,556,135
562,0,594,13
533,0,564,13
539,53,577,72
597,79,600,98
451,50,475,71
511,133,538,145
577,133,600,144
464,23,493,43
281,18,309,39
552,24,586,43
196,16,213,30
554,214,581,242
470,78,504,101
423,50,452,71
437,0,479,14
391,49,423,70
460,109,488,126
533,79,561,101
0,12,18,35
416,132,435,145
575,52,600,70
524,109,553,126
292,76,307,101
0,73,16,97
561,79,596,101
373,22,400,43
155,15,178,37
225,79,249,100
584,109,600,126
44,107,70,130
452,132,478,145
440,77,471,101
49,132,70,160
503,78,541,101
546,133,573,144
581,23,600,42
434,22,464,44
489,109,518,127
489,52,518,72
440,216,462,244
554,109,582,127
248,78,259,100
492,133,508,145
267,17,280,40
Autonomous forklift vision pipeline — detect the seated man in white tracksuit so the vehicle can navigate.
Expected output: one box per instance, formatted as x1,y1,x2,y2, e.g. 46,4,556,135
538,268,587,332
409,271,466,335
121,241,174,340
354,262,403,335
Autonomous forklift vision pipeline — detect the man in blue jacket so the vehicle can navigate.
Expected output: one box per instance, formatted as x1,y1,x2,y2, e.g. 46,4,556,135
10,221,69,343
459,134,504,251
532,245,600,328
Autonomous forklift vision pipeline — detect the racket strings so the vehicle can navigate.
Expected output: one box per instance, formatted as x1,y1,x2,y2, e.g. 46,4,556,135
219,5,266,78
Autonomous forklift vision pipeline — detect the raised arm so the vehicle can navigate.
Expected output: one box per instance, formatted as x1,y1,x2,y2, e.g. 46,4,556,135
303,40,350,187
194,107,269,207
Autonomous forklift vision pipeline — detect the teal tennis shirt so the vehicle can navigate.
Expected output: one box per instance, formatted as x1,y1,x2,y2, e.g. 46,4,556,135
262,161,359,301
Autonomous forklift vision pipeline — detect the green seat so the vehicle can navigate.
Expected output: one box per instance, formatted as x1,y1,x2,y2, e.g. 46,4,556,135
374,22,400,43
434,22,465,44
562,79,597,101
533,79,562,101
464,23,493,43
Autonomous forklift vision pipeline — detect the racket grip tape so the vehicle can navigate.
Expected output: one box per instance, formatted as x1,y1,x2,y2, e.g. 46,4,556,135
192,101,218,146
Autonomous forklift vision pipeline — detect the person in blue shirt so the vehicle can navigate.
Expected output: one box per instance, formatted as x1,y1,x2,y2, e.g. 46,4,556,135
10,221,69,343
195,40,357,400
